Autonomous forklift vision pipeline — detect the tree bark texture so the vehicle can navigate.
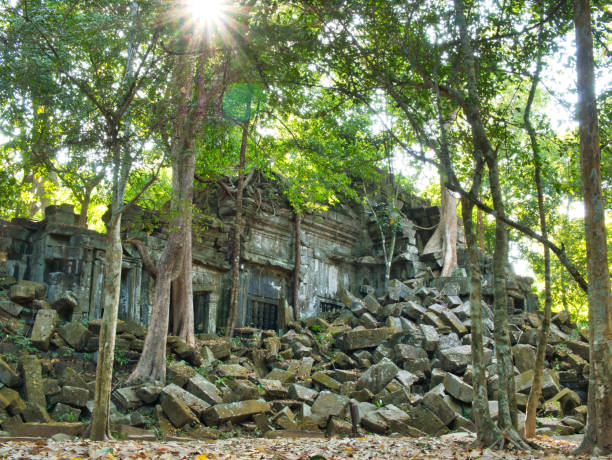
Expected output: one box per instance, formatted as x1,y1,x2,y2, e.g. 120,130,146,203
128,50,198,383
523,48,552,439
226,123,249,337
573,0,612,454
172,226,195,346
293,211,301,321
423,185,458,277
454,0,523,442
462,196,502,446
90,200,123,440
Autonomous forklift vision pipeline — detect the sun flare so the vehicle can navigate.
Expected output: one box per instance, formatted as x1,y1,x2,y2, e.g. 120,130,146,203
186,0,228,29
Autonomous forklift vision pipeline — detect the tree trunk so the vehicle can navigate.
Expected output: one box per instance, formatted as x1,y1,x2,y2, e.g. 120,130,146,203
476,205,485,250
128,49,198,383
523,47,552,439
462,195,502,446
573,0,612,454
171,218,195,346
77,174,103,228
90,199,123,440
226,123,249,337
454,0,525,445
292,211,301,321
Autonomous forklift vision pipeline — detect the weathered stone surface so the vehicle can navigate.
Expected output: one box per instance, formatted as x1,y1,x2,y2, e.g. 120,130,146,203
161,383,210,419
166,360,197,387
363,294,381,315
265,368,296,383
312,372,341,391
443,373,473,403
51,386,89,408
512,344,537,373
135,384,163,404
20,356,47,410
428,304,467,335
51,403,81,422
22,403,52,423
58,321,91,351
217,364,248,378
406,405,447,436
51,291,78,316
311,391,349,420
258,379,289,400
546,387,582,415
288,384,318,403
420,324,440,352
566,340,589,362
30,309,59,351
422,310,446,330
9,422,86,438
203,399,270,425
0,387,26,415
403,301,426,320
9,281,43,304
395,369,419,389
359,312,378,329
356,358,399,394
161,391,198,427
0,358,22,388
0,299,23,317
185,374,222,405
422,384,457,426
394,344,430,378
112,387,143,411
168,336,203,366
438,345,491,373
202,338,231,360
515,369,560,399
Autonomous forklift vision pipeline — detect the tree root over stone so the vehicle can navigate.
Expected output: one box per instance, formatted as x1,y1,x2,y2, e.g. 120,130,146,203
475,427,534,452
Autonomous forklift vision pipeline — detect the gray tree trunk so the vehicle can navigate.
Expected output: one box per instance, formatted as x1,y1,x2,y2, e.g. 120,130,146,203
573,0,612,454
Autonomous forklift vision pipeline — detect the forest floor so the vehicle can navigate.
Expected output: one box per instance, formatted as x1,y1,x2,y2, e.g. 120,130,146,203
0,432,587,460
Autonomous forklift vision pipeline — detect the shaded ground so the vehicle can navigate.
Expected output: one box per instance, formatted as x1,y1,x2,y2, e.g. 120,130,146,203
0,433,585,459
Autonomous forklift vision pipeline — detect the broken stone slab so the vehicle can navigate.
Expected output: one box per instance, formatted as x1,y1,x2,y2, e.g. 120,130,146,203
167,336,203,367
201,338,231,360
161,391,198,428
311,391,349,421
135,384,163,404
0,299,23,317
363,294,381,315
30,309,59,351
428,304,467,335
438,345,491,373
9,281,45,304
51,291,78,317
312,372,341,392
21,403,52,423
58,321,91,351
203,399,270,425
217,363,249,378
0,358,22,388
566,340,589,362
359,312,378,329
51,403,81,423
356,357,399,394
512,344,536,373
265,368,296,384
395,369,418,389
8,422,86,438
443,373,473,403
112,387,144,411
515,369,560,399
19,356,47,410
166,360,197,387
50,386,89,408
264,429,325,439
422,384,457,426
288,384,318,404
259,379,289,400
394,344,430,378
420,324,440,352
161,383,210,419
422,310,446,330
376,404,424,437
546,387,582,415
224,379,260,403
185,374,222,406
402,301,426,321
406,404,448,436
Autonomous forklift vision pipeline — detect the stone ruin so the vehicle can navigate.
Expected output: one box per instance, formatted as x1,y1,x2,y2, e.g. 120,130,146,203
0,172,537,332
0,173,589,441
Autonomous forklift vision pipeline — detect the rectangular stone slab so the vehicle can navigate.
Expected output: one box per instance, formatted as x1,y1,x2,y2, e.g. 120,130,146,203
203,399,270,425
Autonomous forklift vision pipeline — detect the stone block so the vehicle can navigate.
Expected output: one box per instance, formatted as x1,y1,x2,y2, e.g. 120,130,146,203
135,384,163,404
202,399,270,425
422,384,457,426
356,357,399,394
31,309,59,351
217,364,248,378
9,422,86,438
406,405,447,436
51,291,78,317
51,402,81,422
363,294,381,315
512,344,536,373
0,358,22,388
51,386,89,408
185,374,222,405
0,299,23,317
420,324,440,351
21,403,52,423
443,373,473,403
58,321,91,351
161,383,210,419
428,304,467,335
161,391,198,427
166,360,197,387
312,372,341,392
311,391,349,420
288,384,318,403
112,387,143,411
19,355,47,409
337,327,394,351
0,387,27,415
402,301,426,320
438,345,491,373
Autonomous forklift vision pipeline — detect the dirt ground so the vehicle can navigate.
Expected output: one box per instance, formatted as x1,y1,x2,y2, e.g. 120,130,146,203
0,433,589,459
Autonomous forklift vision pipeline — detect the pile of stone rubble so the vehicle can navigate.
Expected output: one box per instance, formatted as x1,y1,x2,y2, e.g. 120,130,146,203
0,277,589,440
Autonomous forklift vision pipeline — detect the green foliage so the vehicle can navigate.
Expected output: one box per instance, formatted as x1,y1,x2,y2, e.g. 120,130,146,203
114,349,129,367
